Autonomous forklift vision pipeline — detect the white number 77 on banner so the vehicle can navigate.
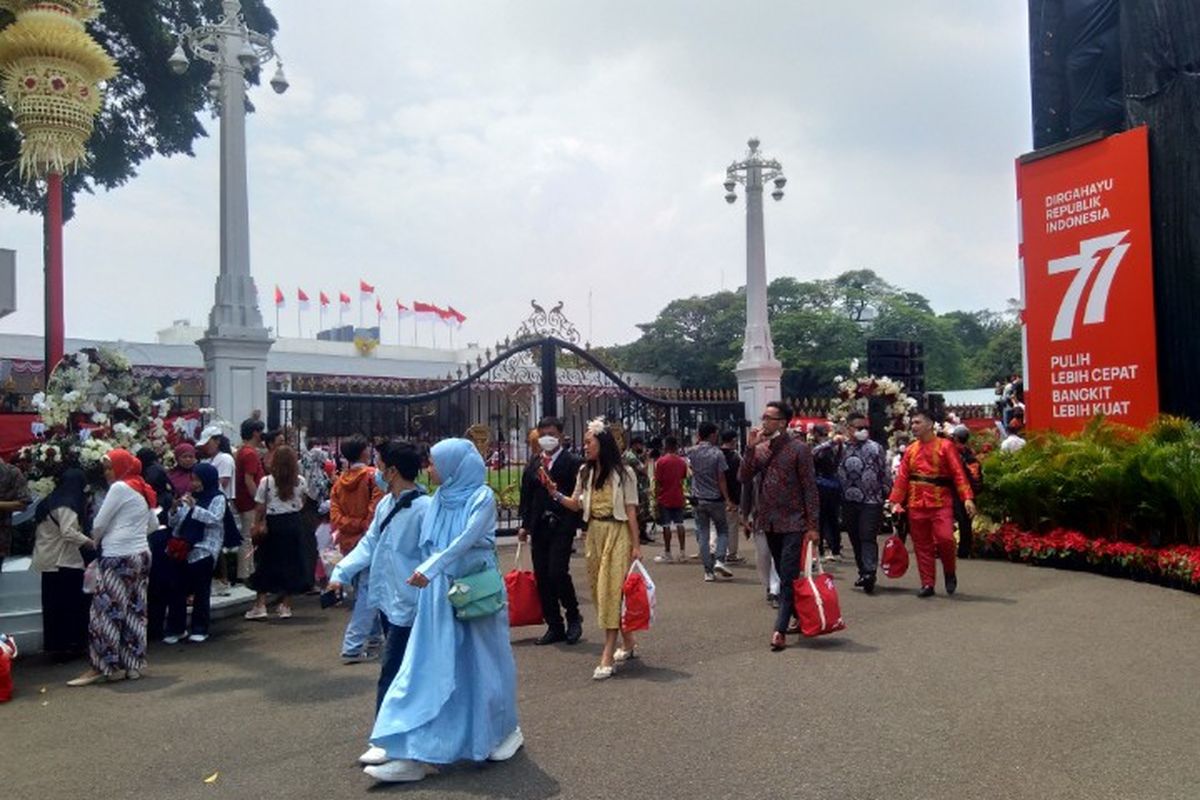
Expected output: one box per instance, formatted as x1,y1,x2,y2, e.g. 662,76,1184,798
1047,230,1131,342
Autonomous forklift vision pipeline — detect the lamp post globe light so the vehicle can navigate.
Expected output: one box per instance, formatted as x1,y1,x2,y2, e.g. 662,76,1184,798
725,137,786,415
169,0,287,428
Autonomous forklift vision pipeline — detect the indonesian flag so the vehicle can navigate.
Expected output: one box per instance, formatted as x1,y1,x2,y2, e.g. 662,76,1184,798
297,288,311,310
375,297,384,319
273,285,285,307
319,291,331,308
396,300,412,317
338,291,351,307
446,306,467,327
413,301,440,317
435,306,456,326
360,279,375,298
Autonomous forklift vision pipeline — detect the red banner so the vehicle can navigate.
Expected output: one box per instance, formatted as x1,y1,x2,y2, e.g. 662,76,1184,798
1017,126,1159,433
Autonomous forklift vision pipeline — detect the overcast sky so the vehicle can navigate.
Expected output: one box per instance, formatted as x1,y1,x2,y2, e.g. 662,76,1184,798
1,1,1032,350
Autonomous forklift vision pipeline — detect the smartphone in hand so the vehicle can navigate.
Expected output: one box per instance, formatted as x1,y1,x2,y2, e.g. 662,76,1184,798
319,587,343,609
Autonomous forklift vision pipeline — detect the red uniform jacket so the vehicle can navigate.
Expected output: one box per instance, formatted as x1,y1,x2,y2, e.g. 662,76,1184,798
888,437,974,510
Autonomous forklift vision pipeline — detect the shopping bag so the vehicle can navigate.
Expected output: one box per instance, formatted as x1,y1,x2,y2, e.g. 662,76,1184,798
0,633,17,703
793,540,845,638
881,534,910,579
620,560,656,633
505,542,543,627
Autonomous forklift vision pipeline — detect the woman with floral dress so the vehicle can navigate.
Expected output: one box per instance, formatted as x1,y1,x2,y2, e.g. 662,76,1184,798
68,449,158,686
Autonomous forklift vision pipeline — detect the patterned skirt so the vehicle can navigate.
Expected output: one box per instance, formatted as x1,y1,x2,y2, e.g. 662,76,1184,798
88,551,150,676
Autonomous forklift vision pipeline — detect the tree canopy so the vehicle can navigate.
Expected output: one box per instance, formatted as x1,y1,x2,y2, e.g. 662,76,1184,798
0,0,277,218
606,270,1022,396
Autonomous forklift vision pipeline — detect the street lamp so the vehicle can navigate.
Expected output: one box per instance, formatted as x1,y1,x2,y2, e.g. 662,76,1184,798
169,0,287,428
724,137,786,412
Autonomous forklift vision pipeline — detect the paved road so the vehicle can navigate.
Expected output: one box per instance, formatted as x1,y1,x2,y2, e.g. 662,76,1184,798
7,542,1200,800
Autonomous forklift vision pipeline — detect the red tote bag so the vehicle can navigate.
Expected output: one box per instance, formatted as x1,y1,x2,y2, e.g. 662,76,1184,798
505,542,544,627
881,534,910,579
793,541,846,638
0,634,16,703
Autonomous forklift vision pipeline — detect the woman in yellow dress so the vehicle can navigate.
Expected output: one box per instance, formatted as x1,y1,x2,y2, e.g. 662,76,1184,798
543,418,642,680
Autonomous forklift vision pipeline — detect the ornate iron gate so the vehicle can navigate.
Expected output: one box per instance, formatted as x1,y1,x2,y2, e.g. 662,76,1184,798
268,308,745,531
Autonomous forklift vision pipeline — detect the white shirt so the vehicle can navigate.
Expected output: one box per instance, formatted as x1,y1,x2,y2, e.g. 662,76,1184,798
92,481,156,557
206,452,236,499
255,475,308,515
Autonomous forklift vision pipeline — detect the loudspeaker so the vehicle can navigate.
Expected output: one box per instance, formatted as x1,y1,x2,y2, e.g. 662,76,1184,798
925,392,945,422
869,355,911,377
867,339,911,359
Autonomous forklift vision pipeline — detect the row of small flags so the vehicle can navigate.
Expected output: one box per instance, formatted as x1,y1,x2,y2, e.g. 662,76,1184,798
271,279,467,327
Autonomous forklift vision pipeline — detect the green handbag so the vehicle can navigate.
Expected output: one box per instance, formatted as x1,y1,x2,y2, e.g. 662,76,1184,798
447,564,505,620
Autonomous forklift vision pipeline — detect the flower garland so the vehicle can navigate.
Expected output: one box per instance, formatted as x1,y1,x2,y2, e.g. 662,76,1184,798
18,347,205,494
829,359,916,449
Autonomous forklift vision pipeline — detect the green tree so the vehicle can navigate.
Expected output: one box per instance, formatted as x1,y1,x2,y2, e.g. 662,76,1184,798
969,322,1023,386
0,0,278,217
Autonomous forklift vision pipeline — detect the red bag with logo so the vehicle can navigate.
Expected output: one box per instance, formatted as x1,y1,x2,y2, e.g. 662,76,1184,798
505,542,543,627
793,541,845,637
0,633,17,703
881,534,910,579
621,561,656,633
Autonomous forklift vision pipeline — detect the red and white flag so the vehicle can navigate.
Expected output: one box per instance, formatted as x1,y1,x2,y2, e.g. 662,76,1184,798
360,279,375,299
319,291,331,308
446,306,467,328
375,297,384,319
436,306,456,326
338,291,351,307
413,301,440,318
396,300,412,317
297,288,311,310
273,285,285,307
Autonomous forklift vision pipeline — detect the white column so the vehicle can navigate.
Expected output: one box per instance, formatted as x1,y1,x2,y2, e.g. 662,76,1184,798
735,159,782,411
199,0,272,426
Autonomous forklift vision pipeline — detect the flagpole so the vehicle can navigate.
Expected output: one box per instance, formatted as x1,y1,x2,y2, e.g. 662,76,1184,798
297,301,301,339
359,298,364,329
432,318,437,349
275,303,279,337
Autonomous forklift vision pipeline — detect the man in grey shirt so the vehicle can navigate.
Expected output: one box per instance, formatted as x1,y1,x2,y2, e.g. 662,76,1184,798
686,421,737,582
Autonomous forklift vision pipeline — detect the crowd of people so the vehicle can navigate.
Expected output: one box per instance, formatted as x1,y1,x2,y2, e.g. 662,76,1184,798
4,398,999,783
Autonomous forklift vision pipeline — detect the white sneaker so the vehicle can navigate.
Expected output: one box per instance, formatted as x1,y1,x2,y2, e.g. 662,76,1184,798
713,561,734,578
211,581,232,597
244,606,268,620
162,635,182,645
487,727,524,761
654,553,673,564
823,554,841,563
364,759,427,783
703,572,715,582
359,745,389,765
187,633,208,643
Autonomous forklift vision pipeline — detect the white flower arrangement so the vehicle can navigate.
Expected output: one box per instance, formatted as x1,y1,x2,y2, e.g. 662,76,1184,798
29,476,57,498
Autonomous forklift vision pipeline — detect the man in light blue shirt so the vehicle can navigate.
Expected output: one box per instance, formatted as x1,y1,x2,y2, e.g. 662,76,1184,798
328,441,430,767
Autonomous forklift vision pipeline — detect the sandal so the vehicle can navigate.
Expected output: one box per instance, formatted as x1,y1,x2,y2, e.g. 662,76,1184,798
592,665,614,680
770,632,787,652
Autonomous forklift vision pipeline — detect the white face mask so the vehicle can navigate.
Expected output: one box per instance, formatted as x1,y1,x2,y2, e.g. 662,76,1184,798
538,436,560,452
854,429,870,442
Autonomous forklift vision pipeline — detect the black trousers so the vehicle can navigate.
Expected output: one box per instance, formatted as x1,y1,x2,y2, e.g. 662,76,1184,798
818,488,842,555
766,531,804,634
166,555,215,638
531,522,580,629
41,567,89,656
842,501,882,577
376,617,412,715
954,498,973,558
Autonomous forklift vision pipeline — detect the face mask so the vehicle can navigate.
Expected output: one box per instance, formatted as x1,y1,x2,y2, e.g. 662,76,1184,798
538,436,559,452
854,429,870,442
374,469,389,493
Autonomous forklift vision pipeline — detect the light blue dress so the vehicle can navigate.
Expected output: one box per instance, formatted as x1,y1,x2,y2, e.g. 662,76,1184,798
370,439,519,764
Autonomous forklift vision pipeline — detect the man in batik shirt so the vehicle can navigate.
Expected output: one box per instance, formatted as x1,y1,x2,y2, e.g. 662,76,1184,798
888,409,975,597
837,412,891,594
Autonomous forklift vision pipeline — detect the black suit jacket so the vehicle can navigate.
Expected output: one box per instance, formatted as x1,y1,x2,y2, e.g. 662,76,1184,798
519,449,583,533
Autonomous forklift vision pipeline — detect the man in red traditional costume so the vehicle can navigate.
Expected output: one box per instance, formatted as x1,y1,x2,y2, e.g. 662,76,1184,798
888,409,976,597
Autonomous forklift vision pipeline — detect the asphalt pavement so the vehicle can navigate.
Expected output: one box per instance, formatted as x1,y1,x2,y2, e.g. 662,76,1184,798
6,538,1200,800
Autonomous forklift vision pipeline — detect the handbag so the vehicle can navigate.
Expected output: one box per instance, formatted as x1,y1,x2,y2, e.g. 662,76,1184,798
881,533,910,579
505,542,543,627
620,560,656,633
447,561,505,620
793,540,846,637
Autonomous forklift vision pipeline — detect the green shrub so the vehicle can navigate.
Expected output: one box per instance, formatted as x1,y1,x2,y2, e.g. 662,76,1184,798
980,416,1200,546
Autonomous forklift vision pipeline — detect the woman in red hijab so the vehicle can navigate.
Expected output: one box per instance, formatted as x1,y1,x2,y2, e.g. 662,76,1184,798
68,449,159,686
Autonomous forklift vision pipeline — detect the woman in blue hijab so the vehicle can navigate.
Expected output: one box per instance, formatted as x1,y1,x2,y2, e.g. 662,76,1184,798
163,462,228,643
364,438,521,783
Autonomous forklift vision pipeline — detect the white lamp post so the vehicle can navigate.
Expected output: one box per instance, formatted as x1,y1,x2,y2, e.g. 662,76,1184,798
725,137,786,415
169,0,288,426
